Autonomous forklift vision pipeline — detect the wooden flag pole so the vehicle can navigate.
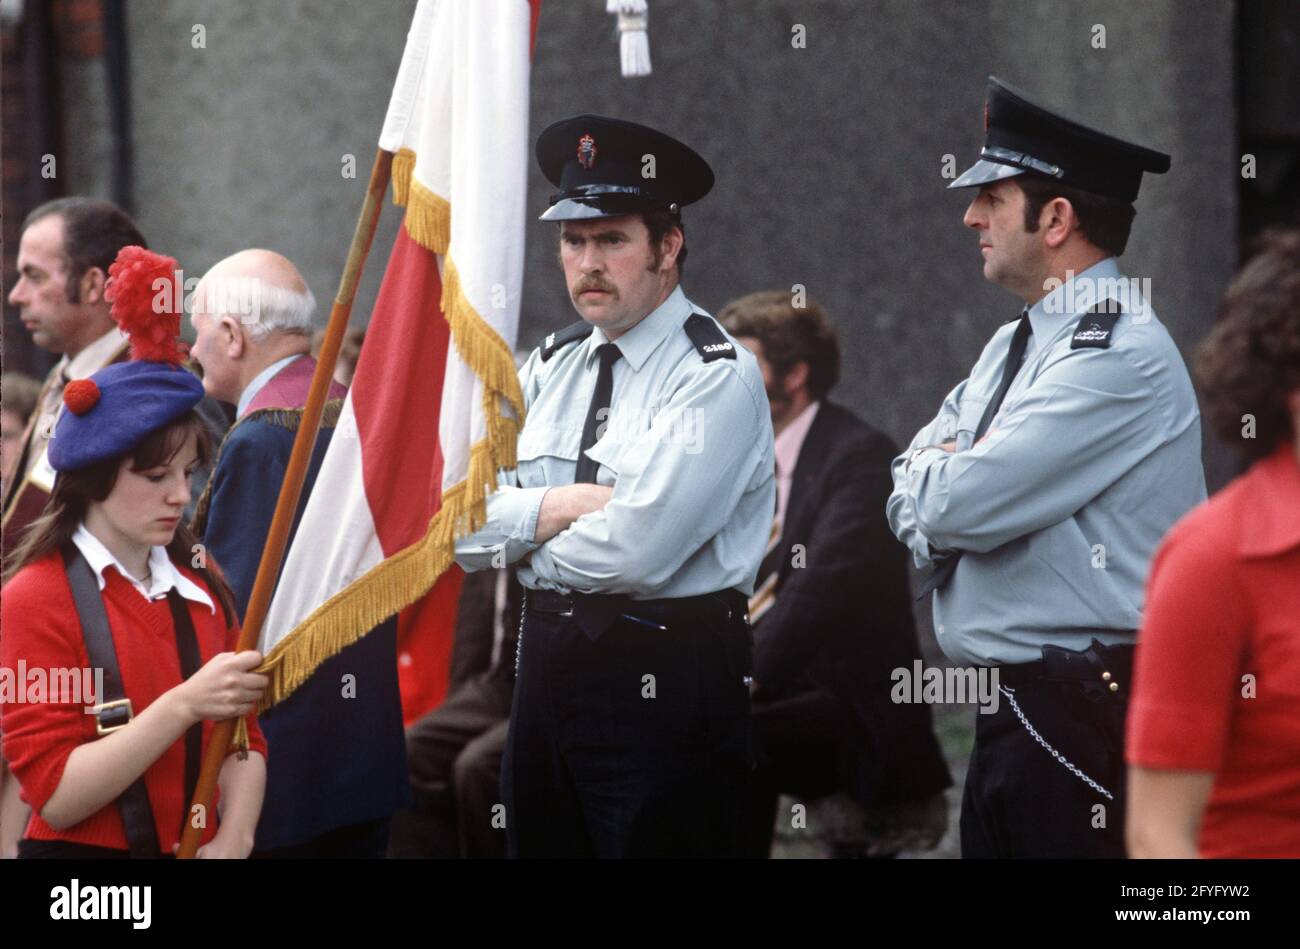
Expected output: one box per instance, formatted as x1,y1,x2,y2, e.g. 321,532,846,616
178,148,394,858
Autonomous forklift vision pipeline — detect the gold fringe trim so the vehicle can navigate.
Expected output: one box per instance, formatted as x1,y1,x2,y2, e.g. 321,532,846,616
404,177,451,255
391,148,416,207
256,246,525,710
231,716,250,755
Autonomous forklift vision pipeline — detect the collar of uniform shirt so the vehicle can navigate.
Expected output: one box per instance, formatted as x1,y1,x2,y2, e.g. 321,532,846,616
584,283,693,373
235,353,301,418
71,521,216,613
1025,255,1121,353
57,325,130,383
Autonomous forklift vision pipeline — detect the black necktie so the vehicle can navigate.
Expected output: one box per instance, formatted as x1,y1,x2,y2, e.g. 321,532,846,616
915,311,1032,600
574,343,622,484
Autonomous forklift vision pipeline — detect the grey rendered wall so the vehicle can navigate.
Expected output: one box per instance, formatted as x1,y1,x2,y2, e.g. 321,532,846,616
57,1,1238,633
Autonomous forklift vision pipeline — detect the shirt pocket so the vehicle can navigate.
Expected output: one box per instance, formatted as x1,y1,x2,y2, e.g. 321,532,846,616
514,421,582,465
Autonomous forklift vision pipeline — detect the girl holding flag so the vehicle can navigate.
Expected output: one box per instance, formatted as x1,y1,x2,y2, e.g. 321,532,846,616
1,246,268,858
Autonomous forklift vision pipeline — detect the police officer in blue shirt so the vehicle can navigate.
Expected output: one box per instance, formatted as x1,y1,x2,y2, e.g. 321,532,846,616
887,77,1206,858
454,115,775,857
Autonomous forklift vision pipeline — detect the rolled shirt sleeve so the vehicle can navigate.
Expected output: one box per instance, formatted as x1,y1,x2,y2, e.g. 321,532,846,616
453,477,550,571
526,361,770,597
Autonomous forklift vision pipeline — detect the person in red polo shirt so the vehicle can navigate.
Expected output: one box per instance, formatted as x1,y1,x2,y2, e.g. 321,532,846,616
1126,229,1300,858
0,246,268,858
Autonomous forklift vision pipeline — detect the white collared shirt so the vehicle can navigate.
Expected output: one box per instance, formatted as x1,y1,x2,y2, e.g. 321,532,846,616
72,523,215,614
773,400,820,530
236,354,300,419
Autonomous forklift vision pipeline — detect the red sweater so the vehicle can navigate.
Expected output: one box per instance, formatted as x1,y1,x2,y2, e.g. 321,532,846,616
1127,444,1300,857
1,550,267,853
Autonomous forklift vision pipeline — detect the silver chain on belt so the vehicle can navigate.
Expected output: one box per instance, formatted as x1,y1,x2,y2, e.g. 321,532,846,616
998,685,1114,801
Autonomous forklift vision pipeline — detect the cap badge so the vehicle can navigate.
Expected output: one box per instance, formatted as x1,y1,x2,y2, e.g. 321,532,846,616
577,133,597,170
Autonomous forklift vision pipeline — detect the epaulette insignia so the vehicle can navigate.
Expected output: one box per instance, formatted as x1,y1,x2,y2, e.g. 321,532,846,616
541,321,595,362
1071,300,1124,350
684,313,737,362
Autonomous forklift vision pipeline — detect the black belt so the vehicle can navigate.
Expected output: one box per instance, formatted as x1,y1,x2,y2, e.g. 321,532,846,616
525,588,747,640
996,638,1134,700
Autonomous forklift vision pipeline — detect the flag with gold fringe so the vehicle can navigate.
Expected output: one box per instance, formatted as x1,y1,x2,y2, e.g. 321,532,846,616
254,0,541,719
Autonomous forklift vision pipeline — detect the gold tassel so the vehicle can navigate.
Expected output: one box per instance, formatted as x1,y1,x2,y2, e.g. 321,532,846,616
231,715,250,758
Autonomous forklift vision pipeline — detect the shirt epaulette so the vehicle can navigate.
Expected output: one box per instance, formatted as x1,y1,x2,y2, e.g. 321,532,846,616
1071,300,1124,350
541,321,595,362
684,313,737,362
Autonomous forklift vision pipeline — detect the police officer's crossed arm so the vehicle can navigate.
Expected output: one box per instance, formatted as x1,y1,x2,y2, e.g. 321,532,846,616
525,361,769,596
453,349,616,571
887,377,969,565
889,345,1165,556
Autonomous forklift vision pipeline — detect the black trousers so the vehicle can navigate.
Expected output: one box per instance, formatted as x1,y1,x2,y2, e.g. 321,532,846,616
502,597,754,858
961,673,1129,859
388,673,512,859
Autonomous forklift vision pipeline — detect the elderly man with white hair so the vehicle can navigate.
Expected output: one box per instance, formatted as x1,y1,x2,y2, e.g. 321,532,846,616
189,249,411,858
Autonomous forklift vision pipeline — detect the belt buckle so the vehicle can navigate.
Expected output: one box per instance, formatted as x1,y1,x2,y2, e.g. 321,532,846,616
90,698,134,736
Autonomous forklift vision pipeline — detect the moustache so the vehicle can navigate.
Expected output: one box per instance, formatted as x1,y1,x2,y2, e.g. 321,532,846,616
573,279,617,296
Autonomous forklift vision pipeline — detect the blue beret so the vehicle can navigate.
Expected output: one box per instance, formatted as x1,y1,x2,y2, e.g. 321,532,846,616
48,361,205,472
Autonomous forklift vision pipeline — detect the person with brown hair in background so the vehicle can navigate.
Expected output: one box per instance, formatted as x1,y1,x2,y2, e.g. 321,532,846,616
720,290,951,858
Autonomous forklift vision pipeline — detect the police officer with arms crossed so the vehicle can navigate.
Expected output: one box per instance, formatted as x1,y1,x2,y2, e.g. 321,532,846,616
454,115,775,858
887,77,1205,858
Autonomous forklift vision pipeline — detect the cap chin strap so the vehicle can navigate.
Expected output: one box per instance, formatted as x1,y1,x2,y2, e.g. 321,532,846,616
982,145,1064,179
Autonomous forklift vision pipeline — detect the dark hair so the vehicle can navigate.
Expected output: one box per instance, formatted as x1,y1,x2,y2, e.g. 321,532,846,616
2,410,237,621
1014,175,1137,257
1,372,44,424
22,197,146,303
1195,228,1300,463
642,209,687,277
717,289,841,400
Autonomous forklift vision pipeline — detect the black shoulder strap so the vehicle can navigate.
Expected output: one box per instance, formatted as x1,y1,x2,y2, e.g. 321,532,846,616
165,590,204,843
684,313,737,362
540,321,594,362
1070,300,1124,350
61,545,162,859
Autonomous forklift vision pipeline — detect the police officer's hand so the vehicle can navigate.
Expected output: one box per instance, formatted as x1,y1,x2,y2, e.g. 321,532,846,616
176,651,268,725
535,484,614,543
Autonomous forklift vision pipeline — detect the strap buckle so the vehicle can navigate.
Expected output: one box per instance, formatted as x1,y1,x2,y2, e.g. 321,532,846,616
89,697,134,736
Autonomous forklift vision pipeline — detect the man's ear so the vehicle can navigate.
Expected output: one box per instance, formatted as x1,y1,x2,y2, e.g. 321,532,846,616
219,314,245,359
1041,197,1077,250
79,266,108,306
783,360,810,396
656,226,684,272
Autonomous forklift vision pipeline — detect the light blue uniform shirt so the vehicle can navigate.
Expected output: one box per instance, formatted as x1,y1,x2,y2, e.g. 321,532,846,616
887,258,1206,665
455,284,776,599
